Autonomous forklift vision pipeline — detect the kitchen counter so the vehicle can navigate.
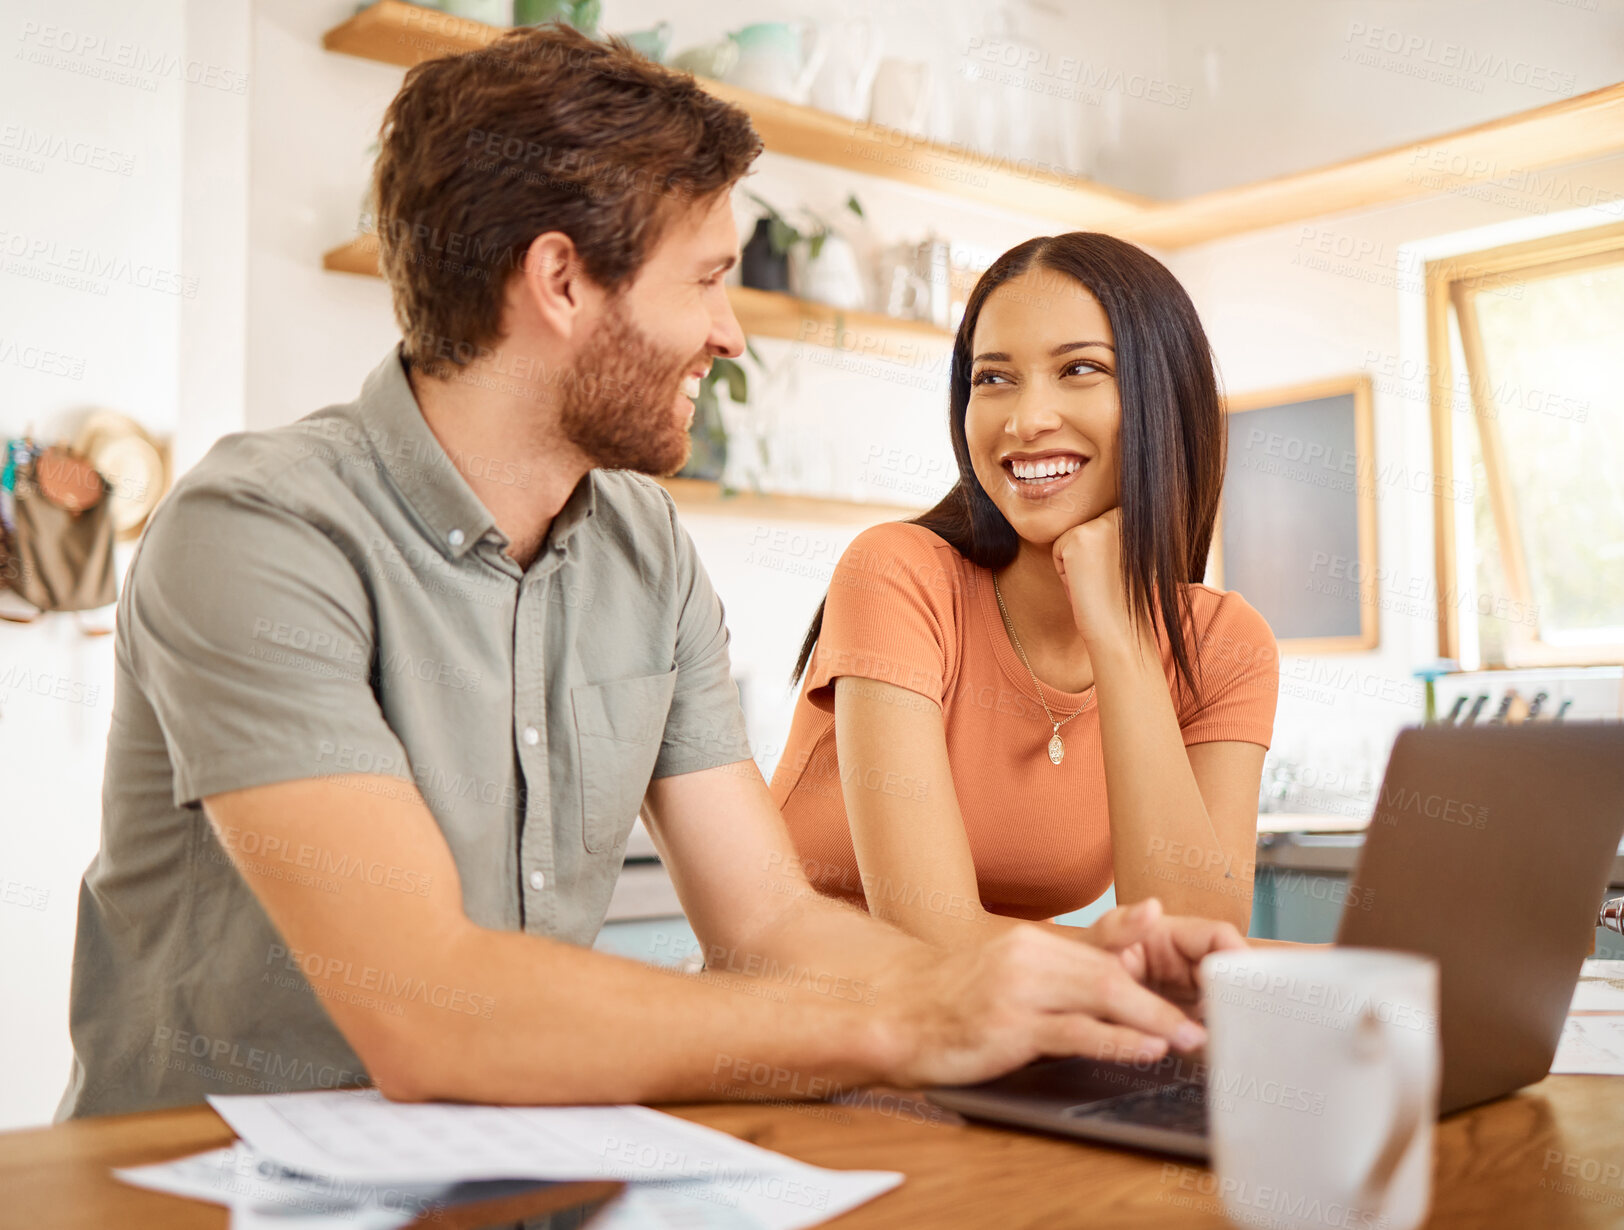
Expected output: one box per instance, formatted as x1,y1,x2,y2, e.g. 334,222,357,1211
1255,825,1624,883
1250,821,1624,949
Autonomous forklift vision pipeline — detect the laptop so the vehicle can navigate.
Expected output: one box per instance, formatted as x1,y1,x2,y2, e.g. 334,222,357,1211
926,722,1624,1157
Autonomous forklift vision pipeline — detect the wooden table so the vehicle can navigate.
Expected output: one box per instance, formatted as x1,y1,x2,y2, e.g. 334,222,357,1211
4,1077,1623,1229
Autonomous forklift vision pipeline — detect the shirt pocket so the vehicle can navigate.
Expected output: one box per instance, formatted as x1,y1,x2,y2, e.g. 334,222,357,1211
572,667,678,854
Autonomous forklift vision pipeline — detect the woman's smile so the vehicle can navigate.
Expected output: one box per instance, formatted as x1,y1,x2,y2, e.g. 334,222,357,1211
1002,450,1090,501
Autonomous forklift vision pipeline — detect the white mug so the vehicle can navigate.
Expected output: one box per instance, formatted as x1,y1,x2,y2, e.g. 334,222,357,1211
868,58,934,138
1201,948,1440,1230
807,17,885,121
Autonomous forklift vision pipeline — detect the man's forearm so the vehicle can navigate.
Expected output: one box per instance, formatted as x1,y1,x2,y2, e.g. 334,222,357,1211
704,883,933,1003
373,920,904,1105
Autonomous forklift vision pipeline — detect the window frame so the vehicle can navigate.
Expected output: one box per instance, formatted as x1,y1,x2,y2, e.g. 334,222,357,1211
1424,219,1624,667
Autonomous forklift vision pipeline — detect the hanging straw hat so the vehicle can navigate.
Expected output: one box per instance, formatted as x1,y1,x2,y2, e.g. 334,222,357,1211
71,410,169,542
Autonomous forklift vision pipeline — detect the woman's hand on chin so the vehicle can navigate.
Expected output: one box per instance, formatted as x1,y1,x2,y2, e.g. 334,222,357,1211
1052,507,1135,650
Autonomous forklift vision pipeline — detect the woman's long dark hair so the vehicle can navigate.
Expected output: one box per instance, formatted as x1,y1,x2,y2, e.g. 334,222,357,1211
790,231,1227,709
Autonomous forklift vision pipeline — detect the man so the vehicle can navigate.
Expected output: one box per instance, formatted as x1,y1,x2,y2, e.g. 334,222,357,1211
58,23,1241,1119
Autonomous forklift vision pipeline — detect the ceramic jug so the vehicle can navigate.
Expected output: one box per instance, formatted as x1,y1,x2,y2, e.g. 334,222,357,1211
724,21,829,105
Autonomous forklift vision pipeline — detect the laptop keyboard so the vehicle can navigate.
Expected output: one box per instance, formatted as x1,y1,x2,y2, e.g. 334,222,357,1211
1063,1080,1209,1137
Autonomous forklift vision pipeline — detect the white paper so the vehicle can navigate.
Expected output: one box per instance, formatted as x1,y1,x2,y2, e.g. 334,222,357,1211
114,1144,443,1228
209,1088,816,1186
205,1087,904,1228
119,1142,901,1230
125,1091,909,1228
1550,1015,1624,1075
591,1164,903,1230
1569,959,1624,1014
227,1209,408,1230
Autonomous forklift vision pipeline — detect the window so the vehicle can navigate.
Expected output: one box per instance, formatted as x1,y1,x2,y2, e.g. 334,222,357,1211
1425,221,1624,667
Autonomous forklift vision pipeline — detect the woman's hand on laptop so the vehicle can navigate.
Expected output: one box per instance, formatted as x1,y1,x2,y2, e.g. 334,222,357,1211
1083,896,1248,994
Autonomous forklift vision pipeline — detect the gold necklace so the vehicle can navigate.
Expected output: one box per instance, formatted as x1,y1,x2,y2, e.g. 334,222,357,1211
992,573,1094,766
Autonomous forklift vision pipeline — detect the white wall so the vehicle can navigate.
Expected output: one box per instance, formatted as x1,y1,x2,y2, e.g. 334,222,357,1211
0,0,198,1130
176,0,252,475
245,1,408,431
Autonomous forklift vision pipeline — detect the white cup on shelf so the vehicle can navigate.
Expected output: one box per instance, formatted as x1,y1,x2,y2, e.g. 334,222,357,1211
868,58,934,138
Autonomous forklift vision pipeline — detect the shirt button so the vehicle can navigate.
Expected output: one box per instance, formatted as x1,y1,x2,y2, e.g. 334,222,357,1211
528,869,546,892
522,726,540,746
447,528,465,548
554,542,566,554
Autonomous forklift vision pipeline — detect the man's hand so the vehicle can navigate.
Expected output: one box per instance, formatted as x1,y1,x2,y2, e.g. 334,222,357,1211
878,920,1214,1089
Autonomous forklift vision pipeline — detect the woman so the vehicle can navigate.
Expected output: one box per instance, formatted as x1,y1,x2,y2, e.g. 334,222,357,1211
770,232,1279,945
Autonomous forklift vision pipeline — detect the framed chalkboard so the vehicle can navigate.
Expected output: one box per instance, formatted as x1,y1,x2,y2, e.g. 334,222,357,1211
1208,375,1378,654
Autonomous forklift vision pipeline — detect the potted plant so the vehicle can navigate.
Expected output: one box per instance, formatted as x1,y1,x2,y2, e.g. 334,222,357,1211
741,192,867,309
740,208,791,293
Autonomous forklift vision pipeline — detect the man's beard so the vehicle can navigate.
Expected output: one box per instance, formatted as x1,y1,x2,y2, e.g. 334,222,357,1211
558,292,694,475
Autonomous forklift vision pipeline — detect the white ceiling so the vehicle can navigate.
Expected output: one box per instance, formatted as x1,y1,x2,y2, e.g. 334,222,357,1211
1081,0,1624,198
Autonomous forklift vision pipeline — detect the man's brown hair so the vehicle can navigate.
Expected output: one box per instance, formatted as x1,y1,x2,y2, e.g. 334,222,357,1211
372,22,763,378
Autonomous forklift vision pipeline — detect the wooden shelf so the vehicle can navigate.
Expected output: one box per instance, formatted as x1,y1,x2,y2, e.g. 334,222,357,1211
699,77,1149,230
321,235,953,362
320,0,1149,229
722,285,952,361
654,478,927,525
1119,81,1624,249
322,0,497,65
322,232,381,276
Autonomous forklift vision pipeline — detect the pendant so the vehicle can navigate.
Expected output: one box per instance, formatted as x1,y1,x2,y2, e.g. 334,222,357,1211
1048,730,1065,766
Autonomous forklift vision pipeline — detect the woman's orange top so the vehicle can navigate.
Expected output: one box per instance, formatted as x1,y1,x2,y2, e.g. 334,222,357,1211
769,521,1280,921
